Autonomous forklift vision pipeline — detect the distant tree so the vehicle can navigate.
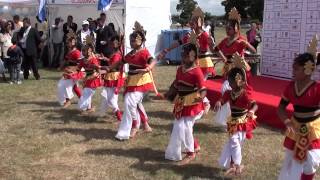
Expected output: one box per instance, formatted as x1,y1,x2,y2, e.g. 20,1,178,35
221,0,264,22
247,0,264,21
176,0,198,26
221,0,249,19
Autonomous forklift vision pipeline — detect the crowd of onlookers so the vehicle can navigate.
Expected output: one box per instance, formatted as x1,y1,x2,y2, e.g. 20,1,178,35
0,13,120,84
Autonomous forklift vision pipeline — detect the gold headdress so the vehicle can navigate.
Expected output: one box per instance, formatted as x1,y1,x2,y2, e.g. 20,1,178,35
66,30,76,39
132,21,145,42
85,35,94,46
304,35,318,75
133,21,144,33
228,7,241,23
191,6,205,27
232,52,248,83
189,30,198,48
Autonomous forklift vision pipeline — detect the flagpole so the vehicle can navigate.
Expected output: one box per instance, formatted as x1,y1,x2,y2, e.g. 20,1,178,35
46,0,51,66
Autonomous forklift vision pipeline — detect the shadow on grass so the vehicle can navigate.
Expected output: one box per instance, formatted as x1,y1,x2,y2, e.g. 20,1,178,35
50,127,117,142
86,147,228,179
32,108,103,124
18,101,60,107
147,110,173,120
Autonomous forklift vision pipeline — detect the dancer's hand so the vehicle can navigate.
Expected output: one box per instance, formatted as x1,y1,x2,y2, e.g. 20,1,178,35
214,101,221,112
247,110,254,118
284,119,295,133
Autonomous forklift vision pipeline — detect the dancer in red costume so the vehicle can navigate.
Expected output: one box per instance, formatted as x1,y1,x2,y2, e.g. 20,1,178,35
215,8,256,94
77,44,102,114
165,43,207,165
160,7,215,79
99,35,124,122
57,36,84,107
106,22,154,140
214,53,258,176
278,36,320,180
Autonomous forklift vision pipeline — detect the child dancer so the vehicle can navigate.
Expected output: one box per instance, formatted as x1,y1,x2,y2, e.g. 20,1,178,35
106,22,153,140
99,35,123,121
159,7,214,115
165,43,207,165
214,54,258,176
278,36,320,180
77,44,101,114
57,37,83,107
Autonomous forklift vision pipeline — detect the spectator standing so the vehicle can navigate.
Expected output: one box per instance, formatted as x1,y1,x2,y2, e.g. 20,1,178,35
246,23,260,50
0,21,13,82
19,17,41,80
63,15,78,42
7,33,24,84
100,13,107,26
51,17,64,68
76,20,95,50
13,15,23,33
95,18,105,53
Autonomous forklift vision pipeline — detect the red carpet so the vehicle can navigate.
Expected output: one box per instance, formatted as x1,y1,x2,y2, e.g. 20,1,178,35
206,76,294,129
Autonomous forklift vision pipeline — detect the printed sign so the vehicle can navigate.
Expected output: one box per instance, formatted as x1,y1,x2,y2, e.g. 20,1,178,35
262,0,320,79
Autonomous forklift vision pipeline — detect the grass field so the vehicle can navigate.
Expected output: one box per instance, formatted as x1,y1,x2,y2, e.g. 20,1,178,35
0,28,316,179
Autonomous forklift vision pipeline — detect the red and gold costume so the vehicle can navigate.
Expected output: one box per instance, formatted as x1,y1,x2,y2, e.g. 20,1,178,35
78,56,102,89
221,88,257,139
103,51,124,88
63,49,84,80
180,30,214,77
173,65,206,119
165,64,207,161
124,48,155,93
282,81,320,161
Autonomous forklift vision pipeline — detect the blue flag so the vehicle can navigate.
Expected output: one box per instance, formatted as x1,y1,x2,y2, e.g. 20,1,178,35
38,0,46,22
98,0,113,12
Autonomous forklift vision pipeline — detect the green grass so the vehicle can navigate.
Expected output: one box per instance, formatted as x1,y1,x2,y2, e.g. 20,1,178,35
0,28,314,179
0,67,291,180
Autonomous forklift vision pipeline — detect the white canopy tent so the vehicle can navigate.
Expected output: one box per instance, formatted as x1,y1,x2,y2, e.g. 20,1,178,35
0,0,171,56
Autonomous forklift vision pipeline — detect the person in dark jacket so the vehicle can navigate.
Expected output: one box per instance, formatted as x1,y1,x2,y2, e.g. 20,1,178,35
19,17,41,80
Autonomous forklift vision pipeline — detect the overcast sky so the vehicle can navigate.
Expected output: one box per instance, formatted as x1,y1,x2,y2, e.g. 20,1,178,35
170,0,225,16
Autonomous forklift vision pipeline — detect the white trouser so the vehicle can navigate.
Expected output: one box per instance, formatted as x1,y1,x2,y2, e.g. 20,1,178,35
278,149,320,180
219,131,246,168
57,78,75,106
165,111,204,161
78,88,95,111
100,87,120,115
115,91,144,140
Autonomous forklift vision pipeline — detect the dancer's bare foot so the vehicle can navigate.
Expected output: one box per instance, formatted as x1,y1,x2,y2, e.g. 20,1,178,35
204,103,211,115
63,100,71,108
178,153,196,166
130,128,138,138
143,123,152,132
195,146,201,153
224,165,236,176
86,107,95,113
235,164,244,176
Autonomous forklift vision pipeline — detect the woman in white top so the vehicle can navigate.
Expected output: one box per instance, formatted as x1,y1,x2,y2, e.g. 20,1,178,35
0,21,14,83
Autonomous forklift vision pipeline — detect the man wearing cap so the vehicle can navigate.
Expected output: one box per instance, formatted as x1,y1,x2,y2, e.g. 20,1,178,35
76,20,95,50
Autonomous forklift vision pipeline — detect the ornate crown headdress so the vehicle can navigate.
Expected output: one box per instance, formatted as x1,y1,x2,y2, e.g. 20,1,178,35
191,6,205,27
304,35,318,75
232,52,248,83
228,7,241,23
66,30,76,39
132,21,145,40
85,35,94,46
189,30,198,48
